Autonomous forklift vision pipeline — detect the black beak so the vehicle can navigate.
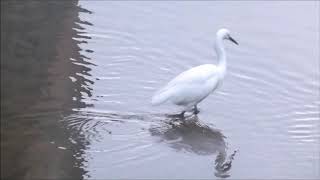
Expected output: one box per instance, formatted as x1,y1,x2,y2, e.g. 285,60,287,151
229,36,239,45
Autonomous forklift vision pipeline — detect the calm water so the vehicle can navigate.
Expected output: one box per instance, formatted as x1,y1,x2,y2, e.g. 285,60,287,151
1,1,319,179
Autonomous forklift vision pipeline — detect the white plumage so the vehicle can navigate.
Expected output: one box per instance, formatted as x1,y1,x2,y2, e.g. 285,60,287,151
152,28,238,115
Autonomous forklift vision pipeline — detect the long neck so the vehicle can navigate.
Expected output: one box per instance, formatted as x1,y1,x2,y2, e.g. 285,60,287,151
214,37,227,72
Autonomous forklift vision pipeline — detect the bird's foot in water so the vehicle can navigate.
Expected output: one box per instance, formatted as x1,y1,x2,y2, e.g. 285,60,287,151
167,109,198,120
193,105,200,114
179,111,186,117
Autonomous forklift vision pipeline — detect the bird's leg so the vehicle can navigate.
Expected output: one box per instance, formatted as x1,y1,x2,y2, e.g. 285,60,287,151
193,105,200,114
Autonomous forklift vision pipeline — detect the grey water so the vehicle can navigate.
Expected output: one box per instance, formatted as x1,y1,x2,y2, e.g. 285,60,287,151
1,1,319,179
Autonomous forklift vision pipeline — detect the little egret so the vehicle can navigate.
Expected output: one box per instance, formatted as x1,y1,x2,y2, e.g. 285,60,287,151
152,28,238,116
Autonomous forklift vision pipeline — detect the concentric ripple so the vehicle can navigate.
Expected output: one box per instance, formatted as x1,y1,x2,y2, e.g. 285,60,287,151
64,1,320,179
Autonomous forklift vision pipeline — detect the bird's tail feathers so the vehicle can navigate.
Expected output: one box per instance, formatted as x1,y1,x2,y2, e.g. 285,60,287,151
151,88,173,106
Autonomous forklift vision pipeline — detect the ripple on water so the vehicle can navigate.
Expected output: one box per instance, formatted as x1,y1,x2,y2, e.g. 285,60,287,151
284,106,320,143
63,109,155,140
70,1,320,178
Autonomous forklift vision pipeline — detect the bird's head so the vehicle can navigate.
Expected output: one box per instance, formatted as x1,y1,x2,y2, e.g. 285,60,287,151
217,28,239,45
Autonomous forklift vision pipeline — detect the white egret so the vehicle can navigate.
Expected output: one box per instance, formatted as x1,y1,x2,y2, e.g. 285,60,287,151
152,28,238,116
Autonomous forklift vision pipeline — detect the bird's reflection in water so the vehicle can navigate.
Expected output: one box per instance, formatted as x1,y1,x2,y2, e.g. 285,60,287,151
150,114,237,178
